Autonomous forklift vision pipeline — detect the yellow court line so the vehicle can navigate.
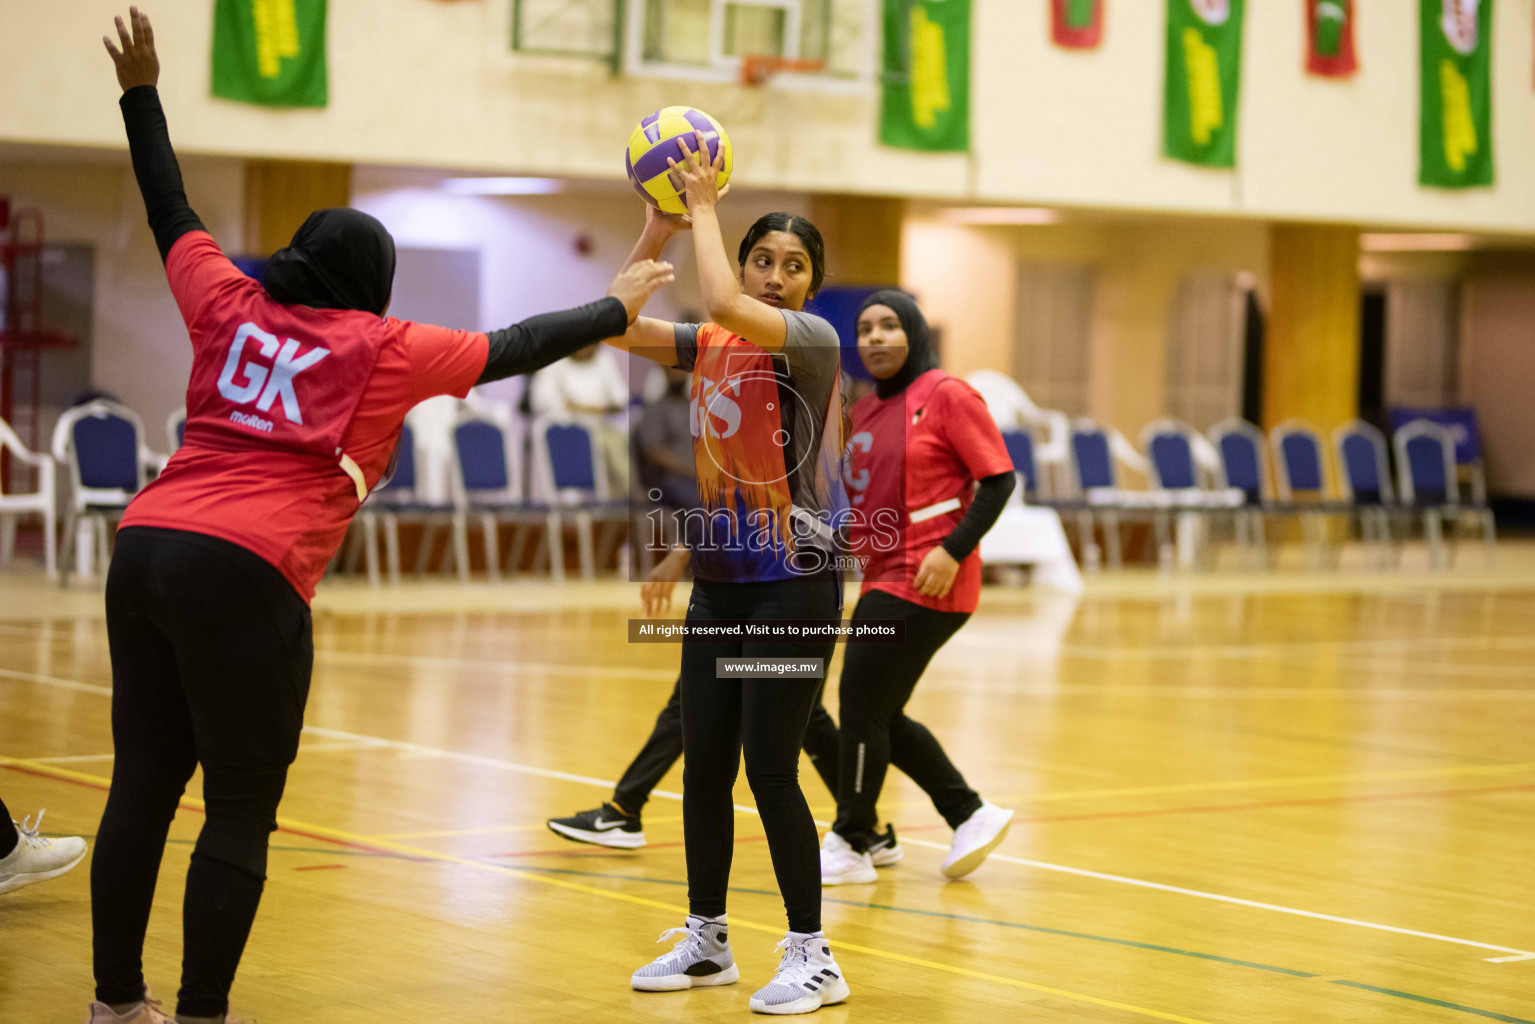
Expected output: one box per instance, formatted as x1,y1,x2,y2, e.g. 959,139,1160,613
870,761,1535,812
1,756,1213,1024
367,815,687,840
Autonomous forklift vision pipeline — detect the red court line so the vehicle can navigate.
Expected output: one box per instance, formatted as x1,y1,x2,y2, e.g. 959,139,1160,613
488,834,771,859
1011,783,1535,826
294,864,348,871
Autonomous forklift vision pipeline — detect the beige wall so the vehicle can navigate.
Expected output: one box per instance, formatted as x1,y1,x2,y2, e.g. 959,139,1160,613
0,154,246,440
901,215,1268,437
1459,274,1535,497
5,0,1534,232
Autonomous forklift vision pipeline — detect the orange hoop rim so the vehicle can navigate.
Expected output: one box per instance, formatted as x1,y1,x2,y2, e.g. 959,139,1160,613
740,54,827,86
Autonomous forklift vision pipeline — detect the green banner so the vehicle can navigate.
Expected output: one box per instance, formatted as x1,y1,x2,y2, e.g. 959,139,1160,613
212,0,328,108
880,0,970,153
1420,0,1494,188
1163,0,1245,168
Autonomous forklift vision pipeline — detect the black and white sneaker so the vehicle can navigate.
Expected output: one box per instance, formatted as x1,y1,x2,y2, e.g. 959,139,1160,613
868,824,903,867
631,915,739,991
749,932,850,1014
546,802,645,849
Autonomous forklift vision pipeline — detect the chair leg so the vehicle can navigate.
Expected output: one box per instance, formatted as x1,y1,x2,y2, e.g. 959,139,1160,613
42,506,57,581
95,516,111,579
576,511,596,581
1075,510,1100,571
76,515,96,581
0,513,14,567
506,522,532,576
481,512,500,583
453,512,471,584
546,513,566,583
1104,511,1123,570
1482,510,1496,568
383,514,402,585
1153,512,1173,570
1423,510,1443,569
362,514,381,588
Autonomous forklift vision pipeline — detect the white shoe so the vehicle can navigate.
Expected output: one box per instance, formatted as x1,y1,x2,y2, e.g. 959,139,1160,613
819,832,876,886
941,801,1014,879
0,810,87,895
631,915,739,991
749,932,850,1014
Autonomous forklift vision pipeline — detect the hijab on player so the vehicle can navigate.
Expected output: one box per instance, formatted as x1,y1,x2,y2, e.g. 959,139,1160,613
858,290,937,400
262,208,397,316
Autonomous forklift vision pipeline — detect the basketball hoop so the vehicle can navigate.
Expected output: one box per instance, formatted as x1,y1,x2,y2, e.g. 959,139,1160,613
740,54,826,87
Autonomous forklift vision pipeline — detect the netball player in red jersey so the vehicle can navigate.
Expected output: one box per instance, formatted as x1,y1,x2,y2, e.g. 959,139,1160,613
90,12,673,1024
819,291,1018,886
602,138,851,1014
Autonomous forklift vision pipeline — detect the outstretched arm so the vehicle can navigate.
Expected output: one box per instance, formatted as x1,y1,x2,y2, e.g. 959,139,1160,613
105,8,204,263
477,259,675,384
603,206,690,365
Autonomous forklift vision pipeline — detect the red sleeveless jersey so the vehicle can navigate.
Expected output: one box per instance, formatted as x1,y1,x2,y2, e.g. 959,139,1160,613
845,369,1013,613
122,232,488,601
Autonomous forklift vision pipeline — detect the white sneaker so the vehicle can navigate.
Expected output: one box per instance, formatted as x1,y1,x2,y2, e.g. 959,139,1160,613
940,801,1014,879
749,932,850,1014
819,832,876,886
631,915,739,991
85,988,173,1023
0,810,87,895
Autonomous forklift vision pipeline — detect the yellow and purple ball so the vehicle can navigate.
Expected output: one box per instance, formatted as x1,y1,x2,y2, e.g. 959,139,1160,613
625,107,733,216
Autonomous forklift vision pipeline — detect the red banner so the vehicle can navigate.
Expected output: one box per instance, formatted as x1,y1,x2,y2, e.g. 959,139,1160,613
1052,0,1103,50
1306,0,1357,77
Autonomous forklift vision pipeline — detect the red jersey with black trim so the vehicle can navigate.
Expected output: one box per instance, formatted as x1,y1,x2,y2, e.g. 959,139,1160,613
121,231,489,601
845,369,1014,614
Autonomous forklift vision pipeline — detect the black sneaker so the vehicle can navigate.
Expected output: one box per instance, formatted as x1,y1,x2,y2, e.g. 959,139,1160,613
868,824,902,867
546,802,645,849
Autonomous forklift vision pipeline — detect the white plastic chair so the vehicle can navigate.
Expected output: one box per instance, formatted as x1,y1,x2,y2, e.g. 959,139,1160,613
450,405,561,582
0,415,57,580
51,400,159,581
531,416,629,581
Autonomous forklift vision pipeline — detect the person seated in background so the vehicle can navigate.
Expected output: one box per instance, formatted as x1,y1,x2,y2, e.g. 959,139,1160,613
637,365,698,514
530,342,631,495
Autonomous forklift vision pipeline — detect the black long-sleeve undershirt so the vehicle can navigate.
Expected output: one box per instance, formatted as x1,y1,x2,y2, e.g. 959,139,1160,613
119,85,632,384
939,471,1016,562
476,300,628,384
119,85,205,262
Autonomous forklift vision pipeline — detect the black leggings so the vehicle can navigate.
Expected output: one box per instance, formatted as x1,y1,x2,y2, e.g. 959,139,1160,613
0,794,15,857
680,573,839,935
93,527,312,1019
832,589,982,848
613,677,840,815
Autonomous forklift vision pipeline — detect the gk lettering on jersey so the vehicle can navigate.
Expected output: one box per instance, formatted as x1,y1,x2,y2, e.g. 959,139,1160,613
217,322,330,426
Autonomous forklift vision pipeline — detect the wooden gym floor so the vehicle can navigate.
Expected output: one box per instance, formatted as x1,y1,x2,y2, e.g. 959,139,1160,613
2,545,1534,1023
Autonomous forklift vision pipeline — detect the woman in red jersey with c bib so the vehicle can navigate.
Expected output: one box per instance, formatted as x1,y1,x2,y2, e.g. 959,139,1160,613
820,291,1019,887
89,12,673,1024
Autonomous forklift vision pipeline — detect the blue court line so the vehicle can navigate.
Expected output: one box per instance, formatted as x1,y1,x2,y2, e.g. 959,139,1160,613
510,864,1535,1024
1328,981,1535,1024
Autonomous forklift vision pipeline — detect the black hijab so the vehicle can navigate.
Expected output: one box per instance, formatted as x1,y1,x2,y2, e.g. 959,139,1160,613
262,208,396,316
860,290,937,400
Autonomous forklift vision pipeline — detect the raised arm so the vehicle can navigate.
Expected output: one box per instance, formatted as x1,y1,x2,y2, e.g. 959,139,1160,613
477,259,674,384
104,8,204,263
670,134,788,352
602,206,690,365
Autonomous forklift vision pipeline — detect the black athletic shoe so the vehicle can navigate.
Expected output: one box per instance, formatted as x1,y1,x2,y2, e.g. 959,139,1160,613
546,802,645,849
868,824,903,867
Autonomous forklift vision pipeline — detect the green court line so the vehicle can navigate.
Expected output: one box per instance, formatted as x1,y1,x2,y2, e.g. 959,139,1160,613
1329,981,1535,1024
514,864,1534,1024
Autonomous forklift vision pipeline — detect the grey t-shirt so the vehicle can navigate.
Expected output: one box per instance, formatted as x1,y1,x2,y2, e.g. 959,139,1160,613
673,310,845,558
